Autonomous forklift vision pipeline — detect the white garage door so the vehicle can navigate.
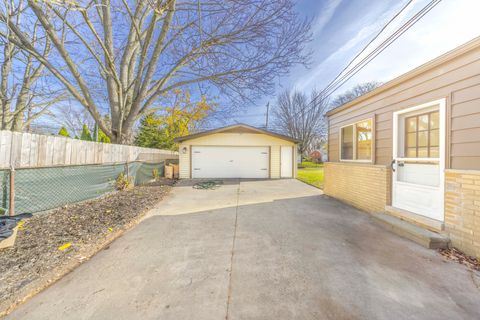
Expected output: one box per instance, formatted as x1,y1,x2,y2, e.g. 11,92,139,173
191,146,269,178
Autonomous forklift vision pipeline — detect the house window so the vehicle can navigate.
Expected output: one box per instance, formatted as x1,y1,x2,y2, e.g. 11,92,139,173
405,111,439,158
340,119,372,161
341,126,354,160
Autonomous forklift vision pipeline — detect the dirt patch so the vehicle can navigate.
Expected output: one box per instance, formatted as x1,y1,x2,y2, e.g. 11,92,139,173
438,248,480,271
0,179,174,316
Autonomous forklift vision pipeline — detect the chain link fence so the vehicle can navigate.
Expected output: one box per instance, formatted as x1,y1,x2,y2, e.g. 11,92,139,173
0,161,169,216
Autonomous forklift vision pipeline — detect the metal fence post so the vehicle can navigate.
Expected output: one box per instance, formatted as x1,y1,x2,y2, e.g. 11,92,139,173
9,134,16,216
9,166,15,216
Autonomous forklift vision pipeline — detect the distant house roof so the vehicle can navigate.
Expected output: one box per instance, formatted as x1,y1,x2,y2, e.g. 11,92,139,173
173,123,300,143
326,36,480,117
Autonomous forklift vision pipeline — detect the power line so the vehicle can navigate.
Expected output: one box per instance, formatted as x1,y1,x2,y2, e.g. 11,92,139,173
320,0,414,96
294,0,442,117
321,0,441,99
323,0,441,106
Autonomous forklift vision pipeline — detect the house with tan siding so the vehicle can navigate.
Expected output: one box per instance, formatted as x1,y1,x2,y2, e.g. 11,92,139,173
324,37,480,257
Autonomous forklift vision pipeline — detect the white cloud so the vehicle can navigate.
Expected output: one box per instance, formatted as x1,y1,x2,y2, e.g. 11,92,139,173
311,0,343,36
295,0,413,92
234,0,480,126
337,0,480,91
295,0,480,95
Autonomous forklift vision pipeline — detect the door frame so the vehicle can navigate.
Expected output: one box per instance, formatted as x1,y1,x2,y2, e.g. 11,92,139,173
392,98,446,220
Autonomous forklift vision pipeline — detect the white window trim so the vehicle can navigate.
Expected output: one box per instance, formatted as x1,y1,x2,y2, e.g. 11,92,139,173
339,118,374,163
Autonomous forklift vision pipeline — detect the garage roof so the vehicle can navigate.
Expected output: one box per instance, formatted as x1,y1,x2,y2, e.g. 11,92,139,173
174,123,299,143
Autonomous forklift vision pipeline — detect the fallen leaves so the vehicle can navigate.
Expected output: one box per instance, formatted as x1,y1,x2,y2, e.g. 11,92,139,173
16,221,26,231
438,248,480,271
58,243,72,251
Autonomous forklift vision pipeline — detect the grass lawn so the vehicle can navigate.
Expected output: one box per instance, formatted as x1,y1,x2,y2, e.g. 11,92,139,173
297,166,324,189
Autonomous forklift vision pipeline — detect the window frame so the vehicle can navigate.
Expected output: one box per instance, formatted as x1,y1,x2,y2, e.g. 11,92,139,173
404,110,439,158
339,118,374,163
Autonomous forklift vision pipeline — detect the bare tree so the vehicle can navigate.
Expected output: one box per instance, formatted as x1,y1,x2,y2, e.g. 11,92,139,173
0,0,65,131
272,89,329,159
330,81,382,109
52,100,95,137
1,0,311,143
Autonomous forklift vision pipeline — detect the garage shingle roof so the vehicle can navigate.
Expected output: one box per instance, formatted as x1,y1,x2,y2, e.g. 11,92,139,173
173,123,299,143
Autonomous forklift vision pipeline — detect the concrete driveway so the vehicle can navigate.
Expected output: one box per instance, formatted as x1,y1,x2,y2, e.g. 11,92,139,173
7,179,480,320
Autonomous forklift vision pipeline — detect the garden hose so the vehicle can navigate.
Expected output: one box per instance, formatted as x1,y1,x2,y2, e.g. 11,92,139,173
192,180,223,190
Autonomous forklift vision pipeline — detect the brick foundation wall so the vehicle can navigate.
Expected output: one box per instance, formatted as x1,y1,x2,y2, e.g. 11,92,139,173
324,162,391,213
445,170,480,258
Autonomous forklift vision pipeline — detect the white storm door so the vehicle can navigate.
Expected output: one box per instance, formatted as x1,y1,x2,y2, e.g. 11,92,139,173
191,146,269,178
391,99,445,221
280,146,293,178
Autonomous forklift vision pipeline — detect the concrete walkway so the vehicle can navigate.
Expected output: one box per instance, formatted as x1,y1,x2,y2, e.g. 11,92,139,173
7,179,480,320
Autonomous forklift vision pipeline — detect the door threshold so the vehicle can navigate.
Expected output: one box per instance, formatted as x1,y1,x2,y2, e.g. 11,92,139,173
384,205,444,232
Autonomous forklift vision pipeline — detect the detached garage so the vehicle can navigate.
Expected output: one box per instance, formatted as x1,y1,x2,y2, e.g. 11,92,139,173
174,124,299,179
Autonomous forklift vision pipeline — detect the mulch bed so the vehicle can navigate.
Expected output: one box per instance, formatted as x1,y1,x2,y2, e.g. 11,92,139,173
438,248,480,271
0,179,174,316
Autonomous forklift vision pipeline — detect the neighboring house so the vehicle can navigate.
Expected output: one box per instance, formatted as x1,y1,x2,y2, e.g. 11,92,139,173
324,37,480,257
174,124,299,179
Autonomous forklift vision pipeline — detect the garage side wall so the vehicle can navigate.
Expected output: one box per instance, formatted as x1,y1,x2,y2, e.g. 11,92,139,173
178,133,296,179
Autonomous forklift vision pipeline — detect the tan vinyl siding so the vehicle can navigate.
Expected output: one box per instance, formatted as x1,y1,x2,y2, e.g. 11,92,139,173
328,44,480,170
450,84,480,169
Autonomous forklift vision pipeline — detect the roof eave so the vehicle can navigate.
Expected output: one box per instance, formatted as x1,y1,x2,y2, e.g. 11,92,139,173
173,123,299,143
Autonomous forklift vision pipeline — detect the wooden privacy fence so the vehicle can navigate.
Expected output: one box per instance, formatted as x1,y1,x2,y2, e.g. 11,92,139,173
0,130,178,216
0,130,178,169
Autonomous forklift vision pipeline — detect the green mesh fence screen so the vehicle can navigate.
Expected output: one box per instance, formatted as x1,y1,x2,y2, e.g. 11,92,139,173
1,161,165,215
130,162,165,186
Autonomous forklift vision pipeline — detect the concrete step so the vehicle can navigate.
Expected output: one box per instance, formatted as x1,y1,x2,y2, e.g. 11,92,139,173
385,205,444,232
372,213,450,249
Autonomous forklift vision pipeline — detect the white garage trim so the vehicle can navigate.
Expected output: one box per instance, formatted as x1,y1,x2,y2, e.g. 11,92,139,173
190,146,270,179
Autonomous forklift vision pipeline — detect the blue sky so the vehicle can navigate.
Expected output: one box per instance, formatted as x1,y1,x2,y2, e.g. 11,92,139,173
232,0,480,127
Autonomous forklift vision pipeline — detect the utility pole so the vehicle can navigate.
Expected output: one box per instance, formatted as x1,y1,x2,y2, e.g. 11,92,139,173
265,102,269,129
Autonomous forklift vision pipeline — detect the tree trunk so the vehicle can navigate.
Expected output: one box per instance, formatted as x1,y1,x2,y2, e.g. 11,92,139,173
109,117,134,144
11,112,24,131
1,41,14,130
